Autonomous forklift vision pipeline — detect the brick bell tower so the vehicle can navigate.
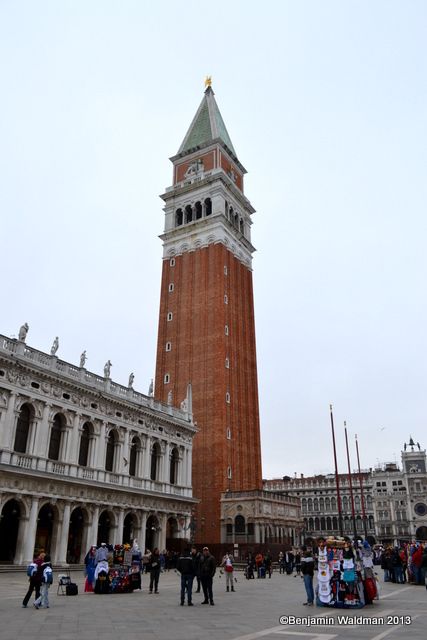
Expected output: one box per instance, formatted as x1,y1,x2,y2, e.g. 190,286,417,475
154,81,263,544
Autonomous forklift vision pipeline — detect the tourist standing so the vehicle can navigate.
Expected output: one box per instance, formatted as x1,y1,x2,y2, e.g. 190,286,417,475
22,550,45,608
149,547,161,593
221,552,235,592
300,547,314,606
177,548,195,605
191,546,202,593
200,546,216,605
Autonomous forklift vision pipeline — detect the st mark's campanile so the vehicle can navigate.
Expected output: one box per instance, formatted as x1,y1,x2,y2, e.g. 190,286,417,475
155,82,263,544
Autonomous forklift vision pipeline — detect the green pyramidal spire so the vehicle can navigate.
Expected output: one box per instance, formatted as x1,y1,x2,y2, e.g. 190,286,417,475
177,86,237,158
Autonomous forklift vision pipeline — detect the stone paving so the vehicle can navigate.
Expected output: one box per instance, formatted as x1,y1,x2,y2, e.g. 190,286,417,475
0,569,426,640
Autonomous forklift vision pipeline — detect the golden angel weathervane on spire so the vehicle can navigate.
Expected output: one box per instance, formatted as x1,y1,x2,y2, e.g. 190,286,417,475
204,75,212,88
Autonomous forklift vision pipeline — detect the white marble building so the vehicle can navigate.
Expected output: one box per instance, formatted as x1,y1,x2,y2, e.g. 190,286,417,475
0,333,196,565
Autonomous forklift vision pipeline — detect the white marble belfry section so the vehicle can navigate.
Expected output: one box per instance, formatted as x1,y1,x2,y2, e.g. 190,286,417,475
0,335,196,564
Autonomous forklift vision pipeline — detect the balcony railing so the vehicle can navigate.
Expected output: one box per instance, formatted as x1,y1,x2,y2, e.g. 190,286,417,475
1,450,193,498
0,334,194,427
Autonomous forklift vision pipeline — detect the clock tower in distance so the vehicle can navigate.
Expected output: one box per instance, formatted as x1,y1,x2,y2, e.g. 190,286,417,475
154,83,263,544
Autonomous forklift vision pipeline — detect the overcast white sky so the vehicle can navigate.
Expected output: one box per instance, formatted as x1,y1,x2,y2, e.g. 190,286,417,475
1,1,426,479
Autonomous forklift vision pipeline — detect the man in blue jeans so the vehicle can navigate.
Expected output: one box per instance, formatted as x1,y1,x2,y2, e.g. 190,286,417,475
177,548,195,606
300,546,314,606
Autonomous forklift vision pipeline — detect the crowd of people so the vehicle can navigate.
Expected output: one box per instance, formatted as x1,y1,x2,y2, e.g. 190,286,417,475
21,537,427,611
378,542,427,584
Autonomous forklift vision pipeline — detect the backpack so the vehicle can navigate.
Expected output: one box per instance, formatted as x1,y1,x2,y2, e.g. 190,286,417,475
27,562,37,577
43,566,53,584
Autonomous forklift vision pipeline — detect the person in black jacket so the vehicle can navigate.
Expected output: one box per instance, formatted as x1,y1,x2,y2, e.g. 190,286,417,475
300,546,314,606
177,548,195,606
200,546,216,605
191,546,202,593
149,548,161,594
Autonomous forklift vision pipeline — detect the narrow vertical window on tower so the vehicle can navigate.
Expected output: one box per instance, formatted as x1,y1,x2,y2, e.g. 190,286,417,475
226,392,230,403
225,325,229,336
226,428,231,440
170,258,176,267
165,342,171,352
168,283,174,292
224,265,228,276
164,373,170,384
167,312,173,321
224,294,228,304
225,357,230,368
227,466,232,479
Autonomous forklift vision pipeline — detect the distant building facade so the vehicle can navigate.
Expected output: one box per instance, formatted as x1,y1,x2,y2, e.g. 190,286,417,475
264,438,427,545
0,334,196,564
264,472,375,541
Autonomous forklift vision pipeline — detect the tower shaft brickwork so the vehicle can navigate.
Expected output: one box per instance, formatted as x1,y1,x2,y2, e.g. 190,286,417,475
155,86,262,544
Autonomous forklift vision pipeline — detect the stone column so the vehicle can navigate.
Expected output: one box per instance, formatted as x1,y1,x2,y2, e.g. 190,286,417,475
158,513,167,551
96,422,108,470
89,505,100,548
55,503,71,564
116,509,125,545
139,511,148,552
164,442,170,483
1,391,16,450
67,412,82,465
34,403,51,459
186,447,192,487
119,429,130,475
23,497,40,562
143,436,152,479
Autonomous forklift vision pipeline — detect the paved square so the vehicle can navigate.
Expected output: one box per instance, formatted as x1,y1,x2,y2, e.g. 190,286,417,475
1,569,426,640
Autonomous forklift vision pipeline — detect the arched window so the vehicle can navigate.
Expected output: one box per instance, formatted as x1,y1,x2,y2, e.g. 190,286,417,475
325,497,331,511
14,403,33,453
326,516,332,530
105,430,117,472
204,198,212,216
308,498,313,512
151,441,160,481
320,516,326,530
170,447,179,485
332,516,338,530
129,436,140,477
314,517,320,530
239,218,244,234
234,212,239,228
301,498,307,513
313,498,319,512
48,413,65,461
235,515,245,534
225,200,229,218
355,495,360,509
185,204,193,223
331,496,337,510
195,201,202,220
175,208,183,226
319,497,324,511
342,496,349,511
78,422,92,467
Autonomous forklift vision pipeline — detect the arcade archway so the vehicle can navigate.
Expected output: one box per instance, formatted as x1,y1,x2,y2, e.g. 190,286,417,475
0,499,21,562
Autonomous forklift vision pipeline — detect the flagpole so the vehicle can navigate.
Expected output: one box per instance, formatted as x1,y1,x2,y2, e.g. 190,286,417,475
355,434,368,538
330,405,343,537
344,421,357,540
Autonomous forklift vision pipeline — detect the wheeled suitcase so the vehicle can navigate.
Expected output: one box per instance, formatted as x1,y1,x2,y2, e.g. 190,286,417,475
66,582,78,596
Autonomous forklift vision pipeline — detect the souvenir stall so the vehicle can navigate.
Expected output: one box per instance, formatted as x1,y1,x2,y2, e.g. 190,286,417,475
94,541,142,594
316,538,378,608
